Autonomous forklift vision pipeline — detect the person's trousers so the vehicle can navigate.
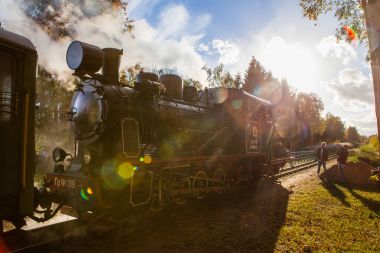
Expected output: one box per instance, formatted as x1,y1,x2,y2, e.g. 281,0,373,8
338,162,346,181
317,160,326,174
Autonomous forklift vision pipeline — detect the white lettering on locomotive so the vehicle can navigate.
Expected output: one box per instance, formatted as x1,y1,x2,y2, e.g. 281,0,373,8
54,177,76,188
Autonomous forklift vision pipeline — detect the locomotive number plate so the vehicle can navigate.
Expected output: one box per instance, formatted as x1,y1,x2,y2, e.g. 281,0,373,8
53,176,77,189
46,174,79,190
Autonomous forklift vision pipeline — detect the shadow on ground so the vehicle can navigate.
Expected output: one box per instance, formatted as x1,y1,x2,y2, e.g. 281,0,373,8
320,178,351,207
339,182,380,215
66,180,291,253
320,176,380,215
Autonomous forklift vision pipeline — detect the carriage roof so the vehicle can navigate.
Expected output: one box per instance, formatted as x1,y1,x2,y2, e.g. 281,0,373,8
0,27,36,53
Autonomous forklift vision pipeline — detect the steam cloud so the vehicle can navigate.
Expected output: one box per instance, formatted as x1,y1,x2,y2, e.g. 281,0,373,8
0,0,208,88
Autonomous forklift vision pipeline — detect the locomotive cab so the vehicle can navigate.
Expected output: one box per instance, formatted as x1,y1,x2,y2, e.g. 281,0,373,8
0,27,37,228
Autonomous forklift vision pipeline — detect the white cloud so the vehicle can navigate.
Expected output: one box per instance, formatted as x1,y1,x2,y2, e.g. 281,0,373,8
156,4,190,39
325,68,374,112
1,2,209,85
126,0,161,19
315,35,357,65
211,39,240,65
197,42,209,53
344,112,377,136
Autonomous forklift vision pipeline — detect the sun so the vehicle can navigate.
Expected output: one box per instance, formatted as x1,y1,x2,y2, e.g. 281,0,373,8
258,37,318,92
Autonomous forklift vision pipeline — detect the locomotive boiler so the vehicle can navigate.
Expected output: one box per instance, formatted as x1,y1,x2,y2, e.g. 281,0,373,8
44,40,287,215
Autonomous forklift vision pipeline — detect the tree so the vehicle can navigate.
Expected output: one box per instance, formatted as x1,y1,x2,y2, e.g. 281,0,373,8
202,64,236,88
323,113,346,142
296,93,325,145
299,0,380,154
272,79,298,150
120,64,143,87
346,126,361,145
299,0,366,43
243,57,269,95
35,68,75,171
233,73,243,89
16,0,134,40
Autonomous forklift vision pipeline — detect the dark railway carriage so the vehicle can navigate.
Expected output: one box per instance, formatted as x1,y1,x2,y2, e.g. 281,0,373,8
0,28,37,228
44,41,288,214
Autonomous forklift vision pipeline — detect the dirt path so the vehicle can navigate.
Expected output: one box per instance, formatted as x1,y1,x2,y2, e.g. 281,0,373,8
280,160,336,189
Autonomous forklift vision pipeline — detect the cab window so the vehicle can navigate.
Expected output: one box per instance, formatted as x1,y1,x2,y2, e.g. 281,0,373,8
122,118,140,157
0,53,14,122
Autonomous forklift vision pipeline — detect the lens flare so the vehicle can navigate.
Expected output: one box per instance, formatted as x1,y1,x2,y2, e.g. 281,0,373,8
343,25,357,41
139,157,144,162
143,155,152,164
87,187,93,195
101,159,128,190
232,99,242,110
117,162,135,179
80,188,90,201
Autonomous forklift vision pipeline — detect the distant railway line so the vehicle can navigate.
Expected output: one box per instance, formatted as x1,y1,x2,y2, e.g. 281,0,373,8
276,151,336,179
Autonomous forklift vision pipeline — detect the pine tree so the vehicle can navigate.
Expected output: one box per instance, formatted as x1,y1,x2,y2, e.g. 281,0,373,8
243,57,268,96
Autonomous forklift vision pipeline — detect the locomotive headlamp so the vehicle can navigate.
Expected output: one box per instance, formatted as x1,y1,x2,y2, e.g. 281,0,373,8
66,41,103,73
52,147,69,163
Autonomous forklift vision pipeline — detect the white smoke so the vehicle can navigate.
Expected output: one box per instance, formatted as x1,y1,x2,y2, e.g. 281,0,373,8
0,1,209,86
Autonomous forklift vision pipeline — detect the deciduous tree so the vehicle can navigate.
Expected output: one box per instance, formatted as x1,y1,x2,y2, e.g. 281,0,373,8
346,126,361,145
323,113,346,142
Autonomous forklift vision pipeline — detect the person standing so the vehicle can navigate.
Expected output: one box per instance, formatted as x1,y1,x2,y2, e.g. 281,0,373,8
316,142,329,174
336,145,349,181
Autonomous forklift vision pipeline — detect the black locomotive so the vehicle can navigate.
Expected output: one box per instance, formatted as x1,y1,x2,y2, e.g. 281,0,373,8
45,41,288,215
0,28,288,229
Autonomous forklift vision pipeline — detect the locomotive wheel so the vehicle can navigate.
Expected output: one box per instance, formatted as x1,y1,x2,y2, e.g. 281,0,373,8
192,170,208,199
173,177,191,205
212,168,226,194
150,193,163,212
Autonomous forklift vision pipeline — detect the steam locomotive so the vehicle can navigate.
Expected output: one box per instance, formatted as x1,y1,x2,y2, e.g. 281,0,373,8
0,28,288,229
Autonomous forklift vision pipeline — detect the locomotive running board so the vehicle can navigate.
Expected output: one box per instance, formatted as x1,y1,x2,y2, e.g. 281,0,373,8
170,186,225,195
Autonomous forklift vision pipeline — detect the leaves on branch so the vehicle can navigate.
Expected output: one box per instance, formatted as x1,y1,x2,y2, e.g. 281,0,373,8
15,0,134,40
299,0,366,43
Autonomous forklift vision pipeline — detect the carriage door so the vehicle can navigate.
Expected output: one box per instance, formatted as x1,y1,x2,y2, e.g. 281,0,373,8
0,50,21,218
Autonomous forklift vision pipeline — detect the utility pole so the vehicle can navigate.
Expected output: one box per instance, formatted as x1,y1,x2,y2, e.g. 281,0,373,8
362,0,380,153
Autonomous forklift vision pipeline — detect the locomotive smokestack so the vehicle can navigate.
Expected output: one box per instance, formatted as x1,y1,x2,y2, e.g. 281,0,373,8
102,48,123,84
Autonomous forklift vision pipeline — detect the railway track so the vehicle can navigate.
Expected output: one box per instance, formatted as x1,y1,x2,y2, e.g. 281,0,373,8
275,151,337,179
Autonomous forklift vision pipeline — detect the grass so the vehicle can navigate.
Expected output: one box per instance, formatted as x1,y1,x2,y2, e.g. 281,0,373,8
274,177,380,252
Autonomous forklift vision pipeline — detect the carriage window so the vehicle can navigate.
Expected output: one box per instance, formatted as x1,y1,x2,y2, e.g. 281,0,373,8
0,54,14,122
122,118,140,157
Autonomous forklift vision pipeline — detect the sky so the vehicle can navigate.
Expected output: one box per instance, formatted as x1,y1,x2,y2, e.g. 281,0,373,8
0,0,377,136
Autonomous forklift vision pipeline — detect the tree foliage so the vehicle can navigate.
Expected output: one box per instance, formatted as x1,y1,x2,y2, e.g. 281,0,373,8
295,92,325,145
35,68,75,171
346,126,362,145
202,64,237,88
273,79,298,139
299,0,366,43
243,57,272,95
323,112,346,142
16,0,134,40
